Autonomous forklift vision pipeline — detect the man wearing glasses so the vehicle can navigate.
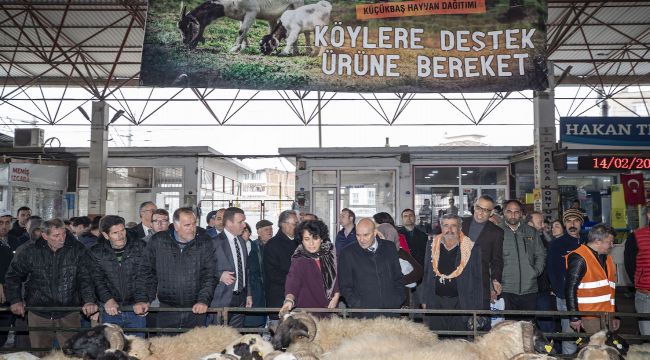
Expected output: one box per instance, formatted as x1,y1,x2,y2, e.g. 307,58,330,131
151,209,170,234
461,195,505,310
128,201,157,243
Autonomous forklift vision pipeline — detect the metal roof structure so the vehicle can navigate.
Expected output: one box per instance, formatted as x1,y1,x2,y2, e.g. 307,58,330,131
0,0,648,127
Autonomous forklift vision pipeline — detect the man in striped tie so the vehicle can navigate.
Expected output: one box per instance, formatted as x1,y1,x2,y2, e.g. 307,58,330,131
209,207,252,328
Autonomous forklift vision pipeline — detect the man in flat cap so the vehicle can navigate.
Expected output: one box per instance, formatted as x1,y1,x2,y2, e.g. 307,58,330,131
547,208,586,355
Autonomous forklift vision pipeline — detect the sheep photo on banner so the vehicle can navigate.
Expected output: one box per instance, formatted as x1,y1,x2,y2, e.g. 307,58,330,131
140,0,548,92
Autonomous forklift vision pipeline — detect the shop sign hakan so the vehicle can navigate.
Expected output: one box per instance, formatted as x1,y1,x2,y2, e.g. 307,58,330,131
560,117,650,149
140,0,548,92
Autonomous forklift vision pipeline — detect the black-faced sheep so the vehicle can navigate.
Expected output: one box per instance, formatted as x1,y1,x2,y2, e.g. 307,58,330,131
203,334,275,360
260,0,332,56
42,324,241,360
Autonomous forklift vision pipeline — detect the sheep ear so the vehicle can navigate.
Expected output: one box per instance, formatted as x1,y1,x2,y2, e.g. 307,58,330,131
180,2,187,17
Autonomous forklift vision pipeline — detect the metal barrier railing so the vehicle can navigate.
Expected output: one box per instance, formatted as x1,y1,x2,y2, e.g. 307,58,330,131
1,306,649,354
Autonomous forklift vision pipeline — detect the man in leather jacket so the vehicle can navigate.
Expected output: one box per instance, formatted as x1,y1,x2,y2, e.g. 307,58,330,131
5,218,98,354
566,223,620,333
133,207,217,329
89,215,149,337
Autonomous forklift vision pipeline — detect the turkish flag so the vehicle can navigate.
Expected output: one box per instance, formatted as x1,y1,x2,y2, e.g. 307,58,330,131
621,173,646,206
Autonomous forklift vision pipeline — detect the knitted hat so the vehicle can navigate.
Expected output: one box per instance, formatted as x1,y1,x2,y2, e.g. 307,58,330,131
562,209,584,223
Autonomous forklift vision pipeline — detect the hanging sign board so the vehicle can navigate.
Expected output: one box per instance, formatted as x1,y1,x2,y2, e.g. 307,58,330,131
140,0,548,92
560,117,650,149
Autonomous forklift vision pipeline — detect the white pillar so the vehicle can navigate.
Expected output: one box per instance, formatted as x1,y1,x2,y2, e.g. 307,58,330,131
533,62,559,222
88,101,109,216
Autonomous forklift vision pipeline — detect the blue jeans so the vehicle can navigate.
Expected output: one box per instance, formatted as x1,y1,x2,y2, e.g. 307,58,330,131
101,309,147,338
636,291,650,335
556,297,577,355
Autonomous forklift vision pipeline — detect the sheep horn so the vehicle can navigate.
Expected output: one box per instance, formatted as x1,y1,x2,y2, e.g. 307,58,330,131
288,312,317,341
520,322,535,353
103,323,126,351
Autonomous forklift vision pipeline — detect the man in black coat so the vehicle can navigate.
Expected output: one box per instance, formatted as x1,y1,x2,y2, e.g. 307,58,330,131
134,207,217,329
339,218,404,318
263,210,299,321
8,206,30,240
398,208,429,266
0,211,14,347
5,218,98,353
462,195,504,309
90,215,149,336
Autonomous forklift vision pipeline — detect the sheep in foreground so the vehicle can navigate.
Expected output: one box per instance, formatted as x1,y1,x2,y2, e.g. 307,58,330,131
0,353,40,360
322,320,554,360
139,325,241,360
43,324,240,360
259,1,332,56
271,312,439,357
200,334,275,360
627,342,650,360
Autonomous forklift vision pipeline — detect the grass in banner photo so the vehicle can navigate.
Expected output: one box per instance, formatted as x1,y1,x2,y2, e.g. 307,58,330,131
141,0,547,91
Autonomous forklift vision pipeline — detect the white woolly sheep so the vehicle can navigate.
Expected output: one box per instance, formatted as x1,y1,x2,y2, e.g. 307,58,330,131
626,342,650,360
322,320,553,360
259,0,332,56
42,324,240,360
140,325,241,360
0,352,40,360
272,312,439,356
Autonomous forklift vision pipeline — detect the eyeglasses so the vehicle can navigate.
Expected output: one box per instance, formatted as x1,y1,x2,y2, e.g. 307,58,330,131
152,220,169,225
474,204,493,214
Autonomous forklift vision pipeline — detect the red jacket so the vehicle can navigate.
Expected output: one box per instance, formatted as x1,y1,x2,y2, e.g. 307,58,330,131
634,227,650,290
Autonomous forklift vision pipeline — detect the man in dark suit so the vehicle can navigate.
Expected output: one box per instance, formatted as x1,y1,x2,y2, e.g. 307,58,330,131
209,207,252,328
461,195,504,309
128,201,157,243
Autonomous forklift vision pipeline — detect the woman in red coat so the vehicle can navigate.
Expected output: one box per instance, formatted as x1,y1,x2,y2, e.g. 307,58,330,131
280,220,339,317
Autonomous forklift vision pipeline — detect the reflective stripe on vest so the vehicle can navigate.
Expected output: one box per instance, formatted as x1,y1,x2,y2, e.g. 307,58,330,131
634,227,650,290
567,244,616,313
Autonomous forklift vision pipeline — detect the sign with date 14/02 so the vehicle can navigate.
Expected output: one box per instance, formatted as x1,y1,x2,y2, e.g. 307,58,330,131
578,156,650,171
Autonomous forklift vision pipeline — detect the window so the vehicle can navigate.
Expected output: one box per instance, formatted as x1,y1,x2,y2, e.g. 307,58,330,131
107,167,153,188
461,167,507,186
215,175,224,193
201,169,213,190
313,170,337,186
340,170,395,219
224,178,234,194
155,167,183,188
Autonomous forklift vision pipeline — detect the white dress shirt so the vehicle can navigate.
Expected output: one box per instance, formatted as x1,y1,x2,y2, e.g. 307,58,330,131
224,229,246,291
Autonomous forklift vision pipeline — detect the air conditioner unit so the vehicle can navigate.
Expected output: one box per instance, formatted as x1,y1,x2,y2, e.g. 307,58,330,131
13,128,44,148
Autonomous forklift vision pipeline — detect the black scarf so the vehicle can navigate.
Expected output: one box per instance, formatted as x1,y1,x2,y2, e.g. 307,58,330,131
293,241,337,300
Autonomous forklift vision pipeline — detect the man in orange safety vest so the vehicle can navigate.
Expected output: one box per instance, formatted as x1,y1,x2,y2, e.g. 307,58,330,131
565,223,620,333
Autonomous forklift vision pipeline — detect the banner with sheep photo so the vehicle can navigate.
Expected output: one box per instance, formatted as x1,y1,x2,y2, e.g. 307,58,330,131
140,0,548,92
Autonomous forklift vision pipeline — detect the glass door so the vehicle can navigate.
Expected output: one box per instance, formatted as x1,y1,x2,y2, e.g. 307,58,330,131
313,188,337,242
459,187,507,216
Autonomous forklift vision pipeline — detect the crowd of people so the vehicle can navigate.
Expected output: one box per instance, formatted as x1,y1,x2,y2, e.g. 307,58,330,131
0,197,648,356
